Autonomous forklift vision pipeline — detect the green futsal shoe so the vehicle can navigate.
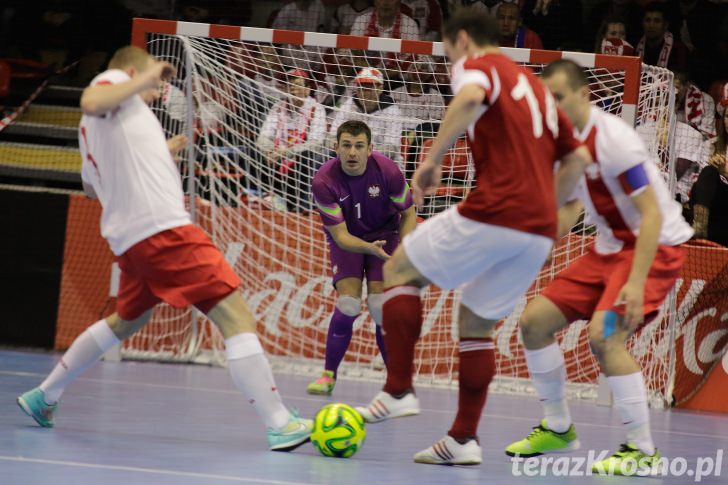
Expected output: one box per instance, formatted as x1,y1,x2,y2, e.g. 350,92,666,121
267,410,313,451
505,419,580,457
17,388,58,428
306,370,336,395
592,443,663,476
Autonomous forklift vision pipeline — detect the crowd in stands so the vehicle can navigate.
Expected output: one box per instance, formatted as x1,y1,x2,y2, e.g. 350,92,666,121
1,0,727,245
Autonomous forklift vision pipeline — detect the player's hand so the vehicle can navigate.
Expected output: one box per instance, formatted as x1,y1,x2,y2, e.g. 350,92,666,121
167,134,187,162
411,158,442,207
615,280,644,331
141,61,177,90
369,240,390,261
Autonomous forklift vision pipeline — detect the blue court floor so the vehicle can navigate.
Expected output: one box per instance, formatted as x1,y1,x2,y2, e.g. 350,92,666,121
2,349,728,484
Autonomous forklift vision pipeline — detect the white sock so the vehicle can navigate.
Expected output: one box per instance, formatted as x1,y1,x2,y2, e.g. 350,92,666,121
225,332,290,430
607,372,655,455
39,319,120,404
524,343,571,433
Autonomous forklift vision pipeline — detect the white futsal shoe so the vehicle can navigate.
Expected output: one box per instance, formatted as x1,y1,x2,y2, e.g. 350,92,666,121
356,390,420,423
413,435,482,465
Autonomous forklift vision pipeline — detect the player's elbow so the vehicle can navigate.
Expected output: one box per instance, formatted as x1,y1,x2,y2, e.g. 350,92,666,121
80,95,102,116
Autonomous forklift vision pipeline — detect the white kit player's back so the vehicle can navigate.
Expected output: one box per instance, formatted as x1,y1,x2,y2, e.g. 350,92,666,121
78,69,190,255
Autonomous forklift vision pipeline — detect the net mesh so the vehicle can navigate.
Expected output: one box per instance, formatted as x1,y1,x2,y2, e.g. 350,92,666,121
119,28,682,405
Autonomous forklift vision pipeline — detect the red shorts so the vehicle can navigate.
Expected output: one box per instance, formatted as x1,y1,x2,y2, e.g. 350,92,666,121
116,224,241,320
541,245,686,325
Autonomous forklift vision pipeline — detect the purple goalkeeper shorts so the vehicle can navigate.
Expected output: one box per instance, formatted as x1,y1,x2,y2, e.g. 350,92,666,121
328,235,400,286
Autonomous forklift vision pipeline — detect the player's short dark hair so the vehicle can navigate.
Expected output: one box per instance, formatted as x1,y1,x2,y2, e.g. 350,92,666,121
337,120,372,144
442,8,499,47
541,59,589,91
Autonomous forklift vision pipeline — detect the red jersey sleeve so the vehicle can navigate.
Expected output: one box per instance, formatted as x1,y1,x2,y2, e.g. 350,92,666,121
451,57,496,104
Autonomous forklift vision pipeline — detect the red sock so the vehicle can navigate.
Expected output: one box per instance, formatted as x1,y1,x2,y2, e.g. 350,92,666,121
381,286,422,396
448,338,496,440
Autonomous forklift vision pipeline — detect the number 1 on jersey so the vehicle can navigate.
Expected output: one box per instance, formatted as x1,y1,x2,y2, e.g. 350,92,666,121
355,202,361,219
510,73,558,139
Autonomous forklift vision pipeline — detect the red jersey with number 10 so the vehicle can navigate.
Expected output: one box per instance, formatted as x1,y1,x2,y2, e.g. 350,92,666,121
450,53,582,239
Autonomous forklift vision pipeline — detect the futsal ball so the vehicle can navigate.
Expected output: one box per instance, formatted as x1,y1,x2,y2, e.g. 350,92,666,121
311,403,366,458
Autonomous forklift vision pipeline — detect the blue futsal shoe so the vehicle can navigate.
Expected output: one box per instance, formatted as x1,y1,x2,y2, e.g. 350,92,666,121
17,388,58,428
267,410,313,451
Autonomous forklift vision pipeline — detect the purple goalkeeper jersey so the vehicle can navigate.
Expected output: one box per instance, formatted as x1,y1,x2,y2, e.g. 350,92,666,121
312,151,413,242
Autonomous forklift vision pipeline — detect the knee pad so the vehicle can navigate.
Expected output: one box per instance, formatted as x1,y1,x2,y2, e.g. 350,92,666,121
367,293,385,326
336,295,361,317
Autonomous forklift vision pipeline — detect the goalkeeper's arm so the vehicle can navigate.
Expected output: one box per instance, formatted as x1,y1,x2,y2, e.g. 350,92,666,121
326,222,390,260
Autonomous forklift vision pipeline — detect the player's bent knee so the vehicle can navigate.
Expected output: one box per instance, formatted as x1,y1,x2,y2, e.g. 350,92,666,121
587,331,607,359
519,310,549,346
336,295,362,317
108,310,152,340
458,304,497,339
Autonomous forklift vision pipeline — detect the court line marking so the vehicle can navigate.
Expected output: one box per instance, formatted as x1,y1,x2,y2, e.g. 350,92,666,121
3,369,728,440
0,455,314,485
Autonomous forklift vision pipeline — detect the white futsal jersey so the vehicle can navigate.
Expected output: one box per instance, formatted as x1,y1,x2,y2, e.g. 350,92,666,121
79,69,191,256
570,107,693,254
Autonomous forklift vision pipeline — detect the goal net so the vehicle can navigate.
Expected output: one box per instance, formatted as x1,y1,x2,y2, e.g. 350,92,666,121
126,19,680,406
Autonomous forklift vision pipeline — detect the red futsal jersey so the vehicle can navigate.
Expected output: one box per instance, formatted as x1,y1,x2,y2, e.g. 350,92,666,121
450,53,582,239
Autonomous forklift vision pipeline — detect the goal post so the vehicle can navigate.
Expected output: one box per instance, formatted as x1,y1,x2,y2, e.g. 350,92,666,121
125,18,681,407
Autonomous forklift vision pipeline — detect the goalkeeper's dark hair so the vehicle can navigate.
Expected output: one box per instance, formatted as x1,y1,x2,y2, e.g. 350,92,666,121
337,120,372,144
442,8,499,47
541,59,589,91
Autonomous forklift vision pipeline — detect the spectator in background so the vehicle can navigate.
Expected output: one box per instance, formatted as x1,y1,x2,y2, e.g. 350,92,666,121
272,0,329,32
592,24,634,113
272,1,330,74
319,64,358,113
350,0,420,39
332,0,373,34
257,69,327,211
594,17,634,54
253,44,286,108
391,58,444,130
496,2,543,49
673,69,716,204
348,0,419,81
329,68,404,169
402,0,443,41
448,0,515,17
636,2,688,71
587,0,643,47
391,57,444,176
691,92,728,246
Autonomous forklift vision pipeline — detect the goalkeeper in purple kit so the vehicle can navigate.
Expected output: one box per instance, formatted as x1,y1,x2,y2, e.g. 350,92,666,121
307,120,417,395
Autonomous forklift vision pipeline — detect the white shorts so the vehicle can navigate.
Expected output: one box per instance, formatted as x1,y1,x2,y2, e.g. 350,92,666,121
402,206,553,319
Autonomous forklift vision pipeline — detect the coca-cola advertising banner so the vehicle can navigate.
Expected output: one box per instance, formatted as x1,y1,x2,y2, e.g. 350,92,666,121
56,198,728,410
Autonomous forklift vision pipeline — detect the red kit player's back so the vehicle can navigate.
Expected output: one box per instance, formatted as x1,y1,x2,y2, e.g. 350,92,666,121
450,54,581,239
